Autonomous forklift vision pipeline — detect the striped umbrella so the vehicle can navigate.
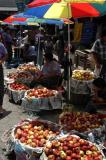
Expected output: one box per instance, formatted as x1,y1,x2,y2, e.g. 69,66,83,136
25,1,106,19
27,0,105,8
13,13,74,25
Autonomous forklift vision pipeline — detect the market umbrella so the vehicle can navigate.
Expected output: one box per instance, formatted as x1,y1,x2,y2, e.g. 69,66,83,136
26,17,73,25
25,0,106,102
13,13,73,25
25,1,106,19
3,15,27,23
27,0,104,8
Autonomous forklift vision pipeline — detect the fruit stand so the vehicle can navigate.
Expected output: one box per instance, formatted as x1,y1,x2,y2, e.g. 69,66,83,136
21,88,62,112
70,69,94,105
2,116,106,160
8,82,29,104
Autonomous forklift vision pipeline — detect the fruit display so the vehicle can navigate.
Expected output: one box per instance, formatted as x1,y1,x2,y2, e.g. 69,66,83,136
72,70,94,81
26,88,57,98
14,120,60,148
7,72,17,80
15,72,33,84
44,135,103,160
17,64,40,74
59,112,102,132
9,82,29,91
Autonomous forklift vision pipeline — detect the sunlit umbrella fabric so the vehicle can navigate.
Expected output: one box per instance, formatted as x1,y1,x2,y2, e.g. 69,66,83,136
27,0,105,8
25,1,106,19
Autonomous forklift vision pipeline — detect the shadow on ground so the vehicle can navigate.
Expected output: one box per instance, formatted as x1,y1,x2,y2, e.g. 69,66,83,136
0,111,12,120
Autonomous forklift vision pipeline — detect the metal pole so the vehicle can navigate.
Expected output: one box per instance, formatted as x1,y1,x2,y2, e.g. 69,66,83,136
67,2,71,103
37,24,41,68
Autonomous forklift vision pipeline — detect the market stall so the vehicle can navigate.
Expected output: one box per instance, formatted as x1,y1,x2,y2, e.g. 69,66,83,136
5,63,63,110
2,114,106,160
70,69,94,105
21,87,62,112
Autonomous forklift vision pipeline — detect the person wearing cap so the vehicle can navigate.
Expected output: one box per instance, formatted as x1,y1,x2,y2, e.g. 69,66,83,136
91,29,106,81
0,33,8,116
35,52,62,89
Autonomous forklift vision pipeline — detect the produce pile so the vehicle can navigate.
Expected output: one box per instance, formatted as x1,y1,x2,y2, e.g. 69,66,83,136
15,71,33,84
72,70,94,81
44,135,103,160
26,88,57,98
14,120,60,148
9,82,29,91
59,112,102,132
17,63,40,74
7,72,17,80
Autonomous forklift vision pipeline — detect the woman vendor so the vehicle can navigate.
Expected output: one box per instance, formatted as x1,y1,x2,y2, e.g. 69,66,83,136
85,78,106,114
0,33,8,116
34,53,62,89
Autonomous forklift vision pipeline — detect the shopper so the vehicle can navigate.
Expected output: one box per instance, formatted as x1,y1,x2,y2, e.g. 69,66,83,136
2,28,13,66
91,29,106,81
54,33,64,64
0,33,8,116
85,78,106,114
23,40,37,65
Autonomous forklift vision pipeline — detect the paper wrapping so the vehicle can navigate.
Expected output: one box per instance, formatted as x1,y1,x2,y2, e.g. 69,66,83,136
21,91,62,112
70,78,93,94
7,85,28,103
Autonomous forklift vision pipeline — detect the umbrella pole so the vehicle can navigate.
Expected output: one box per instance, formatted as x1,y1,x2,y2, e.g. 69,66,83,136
37,24,41,69
67,22,71,103
67,3,71,103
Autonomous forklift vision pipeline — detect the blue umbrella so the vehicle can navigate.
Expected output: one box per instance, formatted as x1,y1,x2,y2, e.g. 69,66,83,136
13,12,66,25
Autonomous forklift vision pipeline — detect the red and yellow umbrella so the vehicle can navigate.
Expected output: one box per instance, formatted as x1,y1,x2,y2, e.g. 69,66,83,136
28,0,104,8
26,0,106,19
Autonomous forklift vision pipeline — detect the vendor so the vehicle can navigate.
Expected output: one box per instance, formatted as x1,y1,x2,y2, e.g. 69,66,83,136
34,53,62,89
85,78,106,114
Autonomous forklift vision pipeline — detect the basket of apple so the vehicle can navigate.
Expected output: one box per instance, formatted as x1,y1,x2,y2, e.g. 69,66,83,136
25,87,58,101
12,119,60,154
4,72,18,85
8,82,29,104
17,63,40,75
72,70,94,81
42,134,104,160
59,112,103,133
15,71,34,84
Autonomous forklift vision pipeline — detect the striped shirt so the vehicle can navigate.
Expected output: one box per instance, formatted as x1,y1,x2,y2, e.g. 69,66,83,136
91,39,106,63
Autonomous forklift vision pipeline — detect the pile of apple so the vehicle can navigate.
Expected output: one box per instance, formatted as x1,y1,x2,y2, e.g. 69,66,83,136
26,88,56,98
16,72,33,79
17,64,40,74
59,112,102,132
44,135,103,160
9,82,29,91
7,72,17,80
72,70,94,81
14,121,60,148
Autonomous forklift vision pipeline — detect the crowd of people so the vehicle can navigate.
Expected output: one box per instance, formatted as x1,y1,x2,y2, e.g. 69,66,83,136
0,25,106,117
